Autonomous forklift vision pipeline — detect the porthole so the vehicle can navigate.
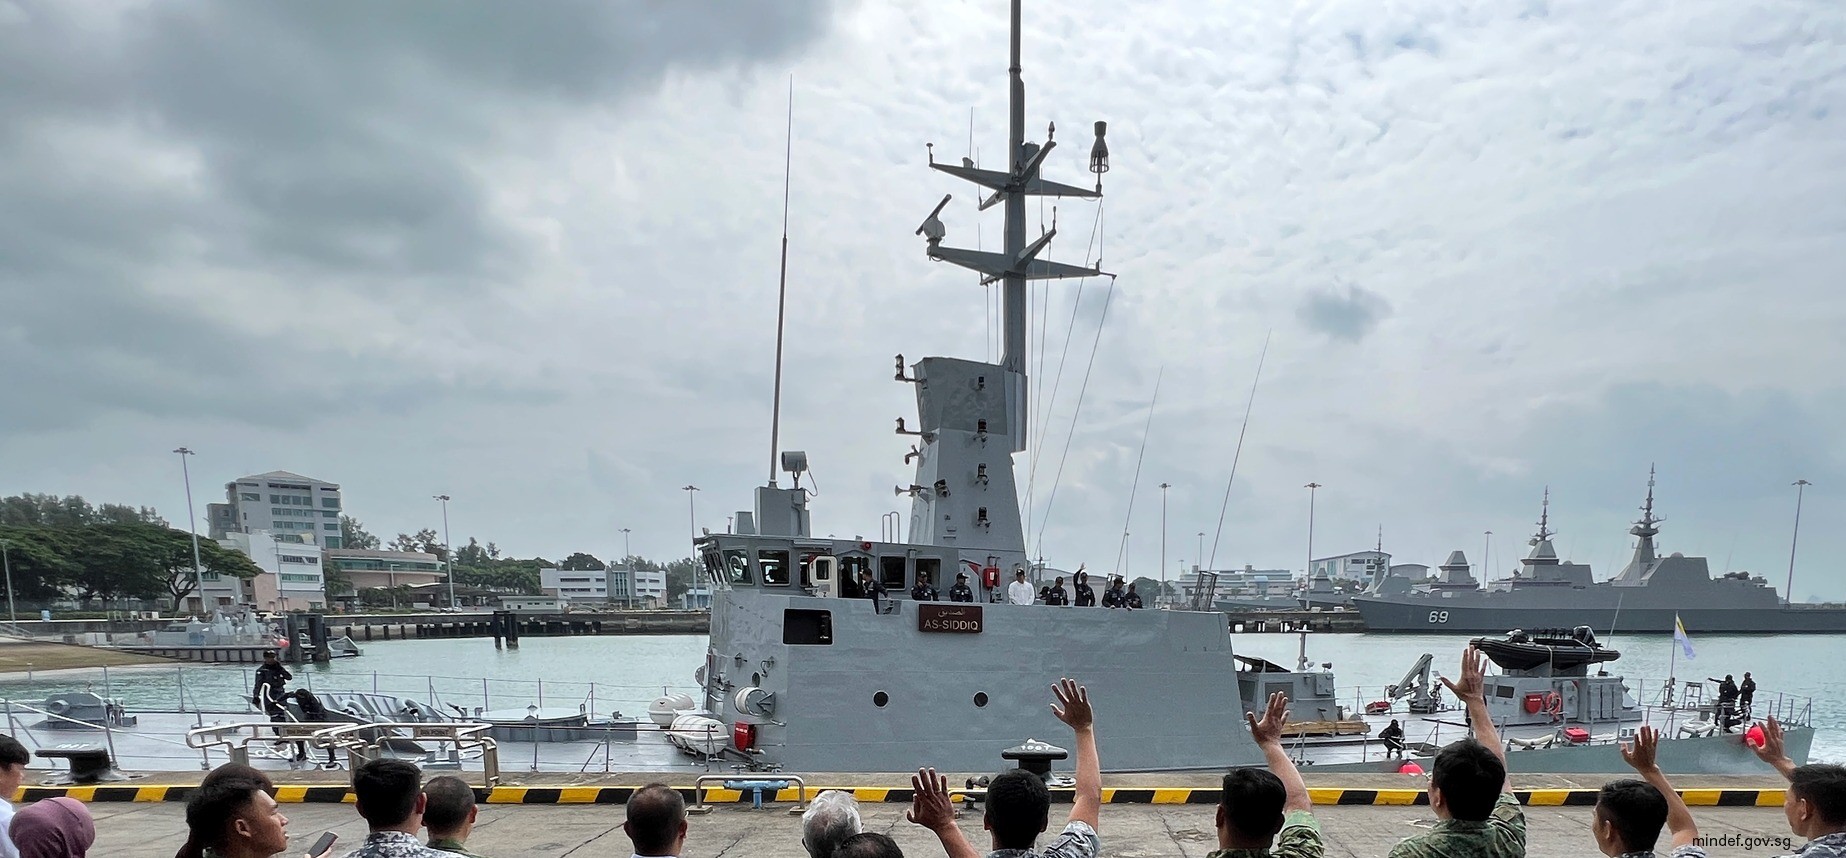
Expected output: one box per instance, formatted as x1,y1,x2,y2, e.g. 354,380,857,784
974,692,989,708
874,691,890,708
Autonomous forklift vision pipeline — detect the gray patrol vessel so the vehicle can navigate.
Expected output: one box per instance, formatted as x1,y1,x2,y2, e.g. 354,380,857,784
1352,471,1846,633
688,0,1817,774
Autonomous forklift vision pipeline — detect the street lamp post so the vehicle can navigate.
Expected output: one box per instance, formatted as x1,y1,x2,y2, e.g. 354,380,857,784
173,447,206,616
1158,483,1171,608
621,528,633,609
434,495,454,609
1482,530,1492,581
1,539,16,629
682,486,700,540
1787,480,1812,604
387,563,400,610
271,533,288,613
1303,482,1321,580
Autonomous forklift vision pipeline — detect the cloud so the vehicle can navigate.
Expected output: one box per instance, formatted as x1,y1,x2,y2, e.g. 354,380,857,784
1297,283,1392,341
2,0,1844,605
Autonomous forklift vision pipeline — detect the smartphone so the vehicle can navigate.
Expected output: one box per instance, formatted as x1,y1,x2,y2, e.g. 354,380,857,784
307,831,338,858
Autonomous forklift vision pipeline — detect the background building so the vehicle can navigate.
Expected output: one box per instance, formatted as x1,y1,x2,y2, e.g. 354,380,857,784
211,530,328,611
324,548,446,607
1310,550,1391,585
206,471,344,548
633,567,667,608
606,566,635,606
541,567,610,602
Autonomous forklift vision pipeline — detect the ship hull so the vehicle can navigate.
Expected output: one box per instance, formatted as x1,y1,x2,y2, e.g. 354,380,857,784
705,590,1272,773
1352,596,1846,633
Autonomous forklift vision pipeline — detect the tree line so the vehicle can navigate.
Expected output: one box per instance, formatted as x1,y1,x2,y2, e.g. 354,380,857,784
0,494,262,609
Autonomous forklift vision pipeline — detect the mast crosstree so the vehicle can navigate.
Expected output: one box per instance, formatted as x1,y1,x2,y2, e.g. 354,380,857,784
899,0,1111,563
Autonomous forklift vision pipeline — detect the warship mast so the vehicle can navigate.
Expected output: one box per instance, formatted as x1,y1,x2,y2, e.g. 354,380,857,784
907,0,1110,562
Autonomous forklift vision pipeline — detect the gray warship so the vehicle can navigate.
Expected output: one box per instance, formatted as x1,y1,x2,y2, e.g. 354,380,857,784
1351,472,1846,633
686,1,1817,774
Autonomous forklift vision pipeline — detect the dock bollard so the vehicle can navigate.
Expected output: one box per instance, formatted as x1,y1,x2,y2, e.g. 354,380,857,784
1000,738,1068,782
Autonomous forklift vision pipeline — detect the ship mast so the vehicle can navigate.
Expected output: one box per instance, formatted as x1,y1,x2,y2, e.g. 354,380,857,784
919,0,1110,451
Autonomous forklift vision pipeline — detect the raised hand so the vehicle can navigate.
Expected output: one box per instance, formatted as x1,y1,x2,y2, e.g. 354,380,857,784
1247,690,1290,746
1621,725,1661,772
906,767,957,831
1750,716,1794,775
1051,678,1094,731
1440,645,1489,705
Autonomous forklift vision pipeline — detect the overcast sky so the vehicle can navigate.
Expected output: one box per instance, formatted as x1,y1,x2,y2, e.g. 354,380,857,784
3,0,1843,602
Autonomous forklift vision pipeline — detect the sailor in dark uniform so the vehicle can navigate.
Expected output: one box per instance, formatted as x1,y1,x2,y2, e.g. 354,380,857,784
1710,673,1740,730
1123,582,1143,610
910,574,939,602
1739,672,1756,717
859,570,887,611
253,650,291,717
948,572,974,602
1045,577,1070,606
1073,567,1096,607
1379,719,1405,757
1102,576,1126,608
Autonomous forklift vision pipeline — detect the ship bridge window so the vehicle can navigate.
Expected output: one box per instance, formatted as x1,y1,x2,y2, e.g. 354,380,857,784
839,555,871,588
760,549,791,586
724,549,752,585
915,557,941,589
880,556,907,589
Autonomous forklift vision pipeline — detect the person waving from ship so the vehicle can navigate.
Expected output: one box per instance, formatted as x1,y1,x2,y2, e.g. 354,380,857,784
948,572,974,603
1073,568,1096,607
911,573,939,602
1008,568,1036,605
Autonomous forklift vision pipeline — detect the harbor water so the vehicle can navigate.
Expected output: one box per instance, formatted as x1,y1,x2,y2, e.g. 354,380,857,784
2,631,1840,764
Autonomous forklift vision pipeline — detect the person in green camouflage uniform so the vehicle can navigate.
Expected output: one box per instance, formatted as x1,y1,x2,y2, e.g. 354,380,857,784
1206,690,1321,858
1387,646,1525,858
1751,717,1846,858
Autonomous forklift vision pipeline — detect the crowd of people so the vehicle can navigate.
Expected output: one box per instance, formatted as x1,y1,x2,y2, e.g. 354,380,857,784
2,649,1842,858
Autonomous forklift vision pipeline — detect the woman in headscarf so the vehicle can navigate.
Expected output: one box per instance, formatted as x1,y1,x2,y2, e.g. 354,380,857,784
9,797,94,858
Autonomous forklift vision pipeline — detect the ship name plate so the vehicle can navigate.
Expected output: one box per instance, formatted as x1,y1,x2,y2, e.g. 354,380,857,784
919,604,982,634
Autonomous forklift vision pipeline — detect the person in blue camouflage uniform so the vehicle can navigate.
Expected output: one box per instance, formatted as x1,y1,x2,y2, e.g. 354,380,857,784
1387,646,1525,858
1751,717,1846,858
907,678,1102,858
1206,690,1321,858
1593,725,1704,858
340,759,449,858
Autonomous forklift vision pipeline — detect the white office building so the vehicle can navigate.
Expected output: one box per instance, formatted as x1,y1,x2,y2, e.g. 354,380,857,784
1310,550,1391,583
211,530,328,611
206,471,345,548
633,567,668,608
540,567,611,602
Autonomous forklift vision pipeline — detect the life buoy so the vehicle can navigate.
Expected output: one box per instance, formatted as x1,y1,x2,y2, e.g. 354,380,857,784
1542,691,1563,721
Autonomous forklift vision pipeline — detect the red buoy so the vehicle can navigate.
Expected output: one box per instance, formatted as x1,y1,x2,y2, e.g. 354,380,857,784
1746,724,1766,748
1399,762,1424,776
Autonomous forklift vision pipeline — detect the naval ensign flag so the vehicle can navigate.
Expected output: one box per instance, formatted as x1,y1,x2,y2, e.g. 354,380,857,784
1674,613,1696,660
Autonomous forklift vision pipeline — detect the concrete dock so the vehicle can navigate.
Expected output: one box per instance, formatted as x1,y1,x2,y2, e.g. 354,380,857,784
84,792,1800,858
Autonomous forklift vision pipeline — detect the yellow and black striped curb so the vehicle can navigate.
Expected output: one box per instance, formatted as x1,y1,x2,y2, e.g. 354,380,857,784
11,785,1789,807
